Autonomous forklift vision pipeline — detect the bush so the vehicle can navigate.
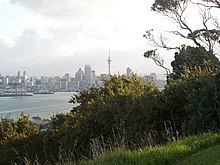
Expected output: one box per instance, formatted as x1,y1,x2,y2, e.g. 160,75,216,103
182,75,220,135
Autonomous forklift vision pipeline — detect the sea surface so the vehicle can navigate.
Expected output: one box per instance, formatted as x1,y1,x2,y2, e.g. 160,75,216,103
0,92,76,120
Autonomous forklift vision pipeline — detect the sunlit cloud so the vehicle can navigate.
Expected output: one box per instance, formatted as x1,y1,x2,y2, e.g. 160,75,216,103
0,0,10,5
0,0,172,78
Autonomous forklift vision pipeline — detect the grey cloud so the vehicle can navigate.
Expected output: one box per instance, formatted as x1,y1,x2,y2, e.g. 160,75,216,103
0,0,168,76
0,39,10,62
10,0,119,21
10,0,43,11
9,0,141,51
10,29,49,60
0,29,56,73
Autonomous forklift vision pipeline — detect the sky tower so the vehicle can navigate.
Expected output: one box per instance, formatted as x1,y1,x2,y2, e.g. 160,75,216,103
107,50,111,75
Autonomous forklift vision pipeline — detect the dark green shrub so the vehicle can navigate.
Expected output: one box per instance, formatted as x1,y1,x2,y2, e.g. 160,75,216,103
183,74,220,135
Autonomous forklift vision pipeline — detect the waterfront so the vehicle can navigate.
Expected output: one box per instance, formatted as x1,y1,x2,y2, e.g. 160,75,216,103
0,92,76,120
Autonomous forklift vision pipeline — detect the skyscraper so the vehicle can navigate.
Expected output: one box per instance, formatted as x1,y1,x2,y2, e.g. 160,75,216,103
91,70,95,86
75,68,85,89
75,68,84,82
85,64,92,86
107,50,111,75
64,73,70,82
17,71,20,77
126,67,132,77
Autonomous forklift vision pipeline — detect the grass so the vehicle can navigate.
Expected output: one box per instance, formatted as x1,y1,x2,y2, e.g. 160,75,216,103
77,133,220,165
175,144,220,165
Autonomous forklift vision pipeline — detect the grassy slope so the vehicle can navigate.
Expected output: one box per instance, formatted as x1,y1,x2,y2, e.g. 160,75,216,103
78,133,220,165
175,144,220,165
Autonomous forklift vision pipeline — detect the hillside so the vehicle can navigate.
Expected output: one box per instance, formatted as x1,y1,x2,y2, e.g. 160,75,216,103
175,145,220,165
77,133,220,165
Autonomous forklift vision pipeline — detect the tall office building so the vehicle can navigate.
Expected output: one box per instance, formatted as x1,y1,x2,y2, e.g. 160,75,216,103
64,73,70,82
91,70,95,86
4,76,9,85
85,64,92,86
21,71,27,86
16,71,21,83
23,71,26,77
17,71,20,77
126,67,132,77
75,68,84,82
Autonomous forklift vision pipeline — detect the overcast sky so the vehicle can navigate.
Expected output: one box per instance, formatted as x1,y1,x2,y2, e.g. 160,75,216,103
0,0,181,79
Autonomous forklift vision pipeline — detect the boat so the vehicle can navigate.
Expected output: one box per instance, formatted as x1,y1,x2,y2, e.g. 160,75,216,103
0,83,33,97
0,92,33,97
33,90,54,94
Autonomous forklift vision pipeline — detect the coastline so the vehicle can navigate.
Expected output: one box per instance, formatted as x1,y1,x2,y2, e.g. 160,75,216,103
0,92,77,120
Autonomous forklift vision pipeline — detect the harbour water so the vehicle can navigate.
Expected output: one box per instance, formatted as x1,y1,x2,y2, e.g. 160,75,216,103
0,92,76,120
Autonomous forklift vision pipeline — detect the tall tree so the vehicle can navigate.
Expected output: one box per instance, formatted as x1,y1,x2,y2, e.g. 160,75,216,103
151,0,220,54
171,45,219,79
144,0,220,78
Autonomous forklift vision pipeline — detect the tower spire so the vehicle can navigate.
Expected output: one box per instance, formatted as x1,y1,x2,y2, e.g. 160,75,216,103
107,50,111,76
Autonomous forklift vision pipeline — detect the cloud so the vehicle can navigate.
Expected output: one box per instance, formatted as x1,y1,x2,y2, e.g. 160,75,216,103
9,0,149,51
0,0,10,5
0,39,10,61
10,0,43,11
0,0,172,77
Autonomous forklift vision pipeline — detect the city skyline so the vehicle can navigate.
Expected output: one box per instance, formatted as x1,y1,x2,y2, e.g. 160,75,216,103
0,65,166,80
0,66,166,93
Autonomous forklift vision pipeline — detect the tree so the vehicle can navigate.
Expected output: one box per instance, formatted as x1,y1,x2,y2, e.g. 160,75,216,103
182,73,220,135
0,113,42,165
144,0,220,79
171,45,219,79
144,48,171,76
16,112,40,137
0,117,17,144
58,75,160,160
151,0,220,53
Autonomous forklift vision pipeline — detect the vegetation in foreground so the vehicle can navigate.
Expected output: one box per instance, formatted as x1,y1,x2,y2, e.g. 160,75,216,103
175,144,220,165
78,133,220,165
0,70,219,164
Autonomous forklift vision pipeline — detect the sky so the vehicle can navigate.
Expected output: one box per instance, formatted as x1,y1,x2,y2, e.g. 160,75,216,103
0,0,183,79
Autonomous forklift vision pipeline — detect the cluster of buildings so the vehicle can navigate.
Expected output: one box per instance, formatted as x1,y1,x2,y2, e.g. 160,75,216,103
0,68,166,93
0,66,108,93
0,55,166,93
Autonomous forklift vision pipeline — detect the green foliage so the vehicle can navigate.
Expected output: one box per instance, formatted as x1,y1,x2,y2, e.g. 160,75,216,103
0,113,40,144
54,74,159,160
170,46,219,80
182,74,220,135
188,29,220,45
1,74,220,164
79,133,220,165
16,112,40,137
149,78,203,137
0,113,42,164
175,145,220,165
151,0,185,12
0,117,18,144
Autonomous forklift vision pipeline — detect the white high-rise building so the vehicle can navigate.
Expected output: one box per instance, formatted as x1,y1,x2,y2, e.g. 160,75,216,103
91,70,96,85
17,71,20,77
64,73,70,82
75,68,84,82
85,64,92,86
126,67,132,77
4,76,9,85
